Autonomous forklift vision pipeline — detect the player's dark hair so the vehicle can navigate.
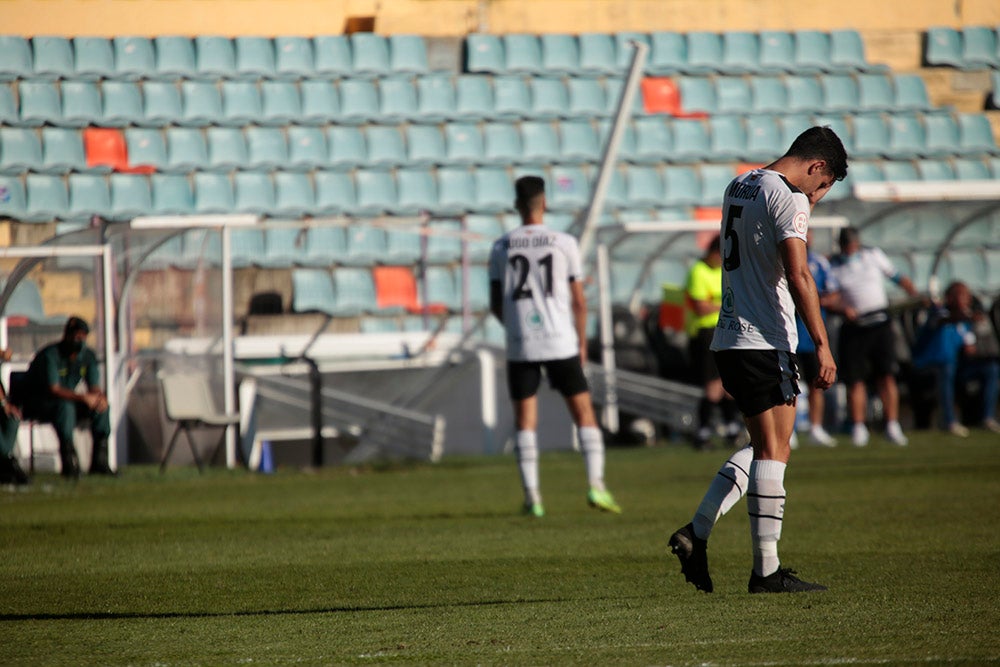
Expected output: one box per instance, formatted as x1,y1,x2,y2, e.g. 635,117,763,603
514,175,545,208
64,315,90,336
705,234,721,256
786,126,849,182
838,226,860,251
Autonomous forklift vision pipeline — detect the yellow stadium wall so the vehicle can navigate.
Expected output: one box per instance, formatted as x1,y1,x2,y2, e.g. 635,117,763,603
3,0,999,37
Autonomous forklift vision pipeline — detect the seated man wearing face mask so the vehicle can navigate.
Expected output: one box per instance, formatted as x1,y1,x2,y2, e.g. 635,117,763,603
19,316,112,478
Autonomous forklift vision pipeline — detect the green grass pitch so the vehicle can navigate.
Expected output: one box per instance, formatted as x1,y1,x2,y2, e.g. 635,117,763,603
1,430,998,665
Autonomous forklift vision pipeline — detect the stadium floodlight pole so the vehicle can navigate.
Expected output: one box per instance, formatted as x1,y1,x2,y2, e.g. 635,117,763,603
577,39,648,261
595,243,619,433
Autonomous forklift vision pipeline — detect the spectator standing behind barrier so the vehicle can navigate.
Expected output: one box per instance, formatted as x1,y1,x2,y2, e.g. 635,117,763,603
20,317,113,478
791,230,839,448
685,235,741,449
912,281,1000,437
488,176,620,517
828,227,919,447
0,348,28,485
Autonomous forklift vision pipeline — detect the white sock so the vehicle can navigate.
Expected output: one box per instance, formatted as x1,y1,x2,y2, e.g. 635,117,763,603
748,459,786,578
692,445,753,540
578,426,605,492
516,430,541,505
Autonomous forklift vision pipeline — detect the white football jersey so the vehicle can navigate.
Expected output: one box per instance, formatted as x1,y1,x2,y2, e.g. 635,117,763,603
711,169,810,352
828,247,897,316
488,224,583,361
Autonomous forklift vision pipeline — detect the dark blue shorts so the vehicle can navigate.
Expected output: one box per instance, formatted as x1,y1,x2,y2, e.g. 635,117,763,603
507,356,589,401
713,349,800,418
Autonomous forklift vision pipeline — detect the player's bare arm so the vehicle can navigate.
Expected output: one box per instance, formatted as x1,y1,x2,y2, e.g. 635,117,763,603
781,238,836,390
570,280,587,362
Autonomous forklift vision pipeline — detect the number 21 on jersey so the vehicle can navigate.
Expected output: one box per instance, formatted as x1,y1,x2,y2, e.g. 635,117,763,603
508,253,554,299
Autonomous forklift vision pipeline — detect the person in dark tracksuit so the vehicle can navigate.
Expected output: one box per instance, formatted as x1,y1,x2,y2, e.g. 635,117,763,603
21,316,113,478
0,348,28,485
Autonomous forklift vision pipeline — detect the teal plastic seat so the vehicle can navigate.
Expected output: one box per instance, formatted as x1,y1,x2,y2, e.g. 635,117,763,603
492,75,532,119
961,26,998,69
631,116,673,164
193,172,235,213
343,226,388,266
662,165,700,206
557,119,600,164
164,127,208,172
857,73,895,111
141,80,183,126
455,75,494,118
384,226,423,265
482,122,523,164
326,126,367,168
395,166,439,214
830,29,883,72
229,228,266,269
332,268,378,316
624,165,665,207
287,126,328,169
274,171,315,217
783,75,823,113
698,164,736,206
613,32,650,70
220,80,263,126
567,77,607,117
744,114,783,162
18,81,62,126
443,122,484,164
354,169,399,215
923,27,963,68
893,73,931,110
793,30,832,73
465,34,505,73
365,125,407,165
922,111,960,156
31,36,74,79
112,36,156,80
472,166,513,213
685,32,724,73
708,115,747,161
378,76,419,122
714,76,752,114
540,34,580,74
851,113,891,158
313,170,357,215
337,79,379,124
415,74,457,122
154,36,197,79
300,79,340,125
313,36,352,78
274,36,314,79
101,80,145,127
435,167,476,214
677,76,716,115
0,175,28,220
749,75,787,113
915,158,955,181
25,173,69,221
234,36,276,79
957,113,998,156
60,81,103,128
205,127,248,171
40,127,86,173
546,165,590,211
260,227,308,268
234,171,277,215
951,157,990,180
245,126,289,170
671,118,711,161
821,74,859,112
195,36,236,78
67,173,112,221
529,77,569,119
74,37,115,79
577,33,617,74
424,221,463,264
150,174,195,215
647,31,686,75
124,127,168,171
758,31,795,73
351,33,391,77
881,160,920,182
109,173,153,221
0,127,42,173
389,35,429,74
776,113,813,148
722,31,761,74
502,34,543,73
0,36,32,81
180,80,224,126
519,121,560,165
261,81,302,125
292,269,337,315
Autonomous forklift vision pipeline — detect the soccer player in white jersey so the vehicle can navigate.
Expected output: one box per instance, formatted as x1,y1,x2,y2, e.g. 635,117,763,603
488,176,620,517
668,127,847,593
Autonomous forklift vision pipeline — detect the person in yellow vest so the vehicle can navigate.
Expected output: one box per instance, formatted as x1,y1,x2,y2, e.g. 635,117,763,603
685,235,741,448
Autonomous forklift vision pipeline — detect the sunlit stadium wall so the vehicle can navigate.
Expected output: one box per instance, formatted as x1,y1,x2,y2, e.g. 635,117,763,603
4,0,999,37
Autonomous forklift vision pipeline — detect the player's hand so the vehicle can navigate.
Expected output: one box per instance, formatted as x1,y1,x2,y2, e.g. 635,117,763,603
813,347,837,391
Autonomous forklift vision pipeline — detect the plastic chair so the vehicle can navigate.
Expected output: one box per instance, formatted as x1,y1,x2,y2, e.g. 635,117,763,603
312,36,352,78
857,73,895,111
529,77,569,119
758,30,795,73
365,125,407,166
416,74,457,122
951,157,991,180
465,34,505,73
567,77,607,118
59,81,103,128
482,122,523,164
577,33,618,74
261,81,302,125
378,76,420,122
671,118,711,161
685,32,724,73
220,80,264,127
463,214,504,261
0,36,32,81
957,113,998,156
473,166,513,213
961,26,998,69
300,79,340,125
434,167,475,215
492,75,532,119
286,126,327,170
313,170,357,215
39,127,86,174
424,219,463,263
830,29,880,72
708,115,747,161
395,166,439,214
677,76,716,115
291,269,337,315
325,126,367,168
228,228,267,269
150,174,195,215
111,36,155,80
83,127,128,172
0,127,42,174
0,175,28,220
74,37,115,79
722,31,761,74
180,80,224,126
389,35,429,74
793,30,832,73
698,164,736,206
502,34,543,73
337,79,380,124
67,173,112,221
274,36,314,79
662,165,701,206
99,80,144,127
714,76,752,114
821,74,860,112
384,223,424,265
443,122,484,164
354,169,399,215
850,113,891,158
614,32,649,70
923,27,963,68
558,119,600,164
205,126,248,171
24,173,69,221
455,75,495,118
749,75,788,113
519,121,560,165
881,160,920,182
195,36,237,78
893,73,931,110
331,267,378,316
234,36,276,79
547,165,590,211
540,34,580,74
153,36,197,79
631,116,673,164
647,31,686,75
0,84,17,126
162,127,207,172
272,171,315,217
351,33,391,77
140,80,183,127
744,114,783,162
922,112,960,157
193,171,235,213
914,158,955,181
124,127,168,172
234,170,278,217
245,126,289,170
109,173,153,221
624,165,665,207
31,36,74,79
17,81,62,126
783,75,823,113
343,226,389,266
373,266,420,314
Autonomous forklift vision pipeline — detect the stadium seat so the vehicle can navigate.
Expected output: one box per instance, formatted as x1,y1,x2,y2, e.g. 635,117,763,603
40,127,87,174
540,34,580,74
337,79,380,124
492,75,532,119
124,127,168,172
850,113,891,158
662,165,701,206
415,74,457,122
708,116,746,161
354,169,398,215
436,167,476,215
61,81,104,128
395,166,439,215
300,79,340,124
698,164,736,206
624,164,665,207
234,36,276,79
164,127,208,172
421,219,462,263
671,118,711,161
219,80,263,127
385,223,425,265
721,31,761,74
887,112,926,159
922,111,961,157
558,119,601,164
193,171,235,213
783,75,823,113
24,173,69,221
685,32,724,73
519,121,560,165
744,114,783,162
631,116,673,164
957,113,999,156
326,125,367,168
372,266,420,314
153,36,197,79
180,80,224,126
205,126,248,171
952,157,991,180
647,31,687,75
419,265,459,313
351,33,391,77
365,125,407,165
67,173,112,221
17,81,62,126
245,126,289,170
758,30,796,73
141,80,183,127
258,226,306,268
914,158,955,181
961,26,999,69
830,29,884,72
74,37,115,79
150,173,195,215
566,76,607,118
195,36,237,78
443,122,484,164
776,113,813,148
465,34,505,73
406,124,446,165
286,126,327,170
234,170,278,216
464,214,504,260
229,228,267,269
389,35,429,74
577,33,618,74
274,36,314,79
482,122,523,164
273,171,315,217
312,35,352,78
31,36,74,79
857,73,895,111
749,75,788,113
342,224,388,265
614,32,650,70
677,76,716,115
893,73,931,110
379,76,419,122
546,165,590,211
455,75,495,118
260,80,302,125
529,77,569,119
0,175,28,220
793,30,832,73
714,76,752,114
109,173,153,221
473,166,513,213
83,127,128,172
0,36,32,81
881,160,920,182
332,267,378,316
0,127,42,174
292,269,337,315
0,84,17,126
820,74,860,112
99,80,144,128
502,34,543,74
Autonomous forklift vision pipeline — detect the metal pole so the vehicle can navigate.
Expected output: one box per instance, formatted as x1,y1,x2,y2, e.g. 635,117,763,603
578,39,649,260
596,244,619,433
221,225,237,468
102,245,118,470
307,357,323,467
